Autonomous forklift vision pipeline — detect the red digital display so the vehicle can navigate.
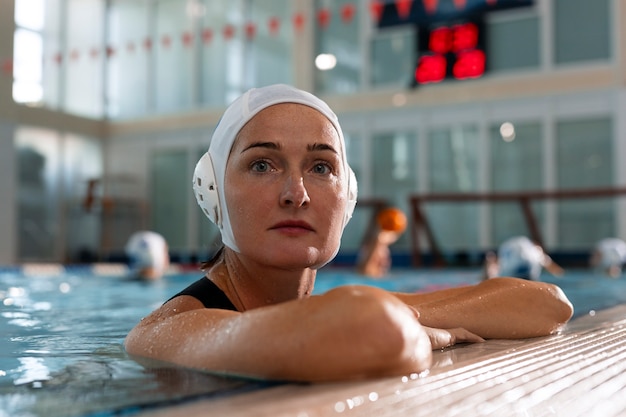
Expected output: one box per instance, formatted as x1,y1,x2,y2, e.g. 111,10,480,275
415,21,485,85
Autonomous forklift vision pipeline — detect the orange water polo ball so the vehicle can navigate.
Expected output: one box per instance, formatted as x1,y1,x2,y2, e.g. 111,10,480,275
376,207,407,233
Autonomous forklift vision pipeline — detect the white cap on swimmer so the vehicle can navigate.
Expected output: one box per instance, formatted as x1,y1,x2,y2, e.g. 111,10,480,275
192,84,358,253
125,231,168,276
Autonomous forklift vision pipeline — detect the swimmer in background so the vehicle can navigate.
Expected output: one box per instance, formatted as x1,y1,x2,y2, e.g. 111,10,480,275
125,84,573,382
356,207,407,278
590,238,626,278
124,231,170,281
483,235,564,281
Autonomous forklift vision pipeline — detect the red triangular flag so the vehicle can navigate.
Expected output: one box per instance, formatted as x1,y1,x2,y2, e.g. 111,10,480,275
223,24,235,40
201,28,213,44
161,35,171,48
395,0,413,19
293,13,305,32
182,32,193,47
340,4,356,23
268,16,280,35
370,0,384,22
317,8,331,29
1,58,13,75
423,0,438,14
245,22,256,40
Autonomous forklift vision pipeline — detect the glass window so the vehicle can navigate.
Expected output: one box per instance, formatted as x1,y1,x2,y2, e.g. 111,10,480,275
199,0,246,106
13,0,46,104
244,1,293,89
370,26,415,87
15,0,45,30
13,29,44,103
63,134,103,262
315,0,362,94
489,121,544,245
556,117,613,249
426,125,479,252
154,0,196,114
64,0,105,118
554,0,610,64
150,149,189,253
16,127,62,262
338,131,365,254
41,0,63,110
486,14,539,72
370,131,417,250
107,0,151,119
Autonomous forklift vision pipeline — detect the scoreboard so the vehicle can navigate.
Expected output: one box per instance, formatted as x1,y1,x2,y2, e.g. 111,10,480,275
375,0,534,86
415,20,486,84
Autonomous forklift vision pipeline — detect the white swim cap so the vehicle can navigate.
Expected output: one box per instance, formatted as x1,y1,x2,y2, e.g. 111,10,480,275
193,84,358,252
594,238,626,269
125,231,168,276
498,236,543,280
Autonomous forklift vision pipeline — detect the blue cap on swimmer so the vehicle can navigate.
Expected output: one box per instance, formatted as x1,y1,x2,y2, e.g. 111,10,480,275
192,84,358,253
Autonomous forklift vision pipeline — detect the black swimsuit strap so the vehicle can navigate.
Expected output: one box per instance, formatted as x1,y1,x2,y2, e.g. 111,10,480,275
167,277,237,311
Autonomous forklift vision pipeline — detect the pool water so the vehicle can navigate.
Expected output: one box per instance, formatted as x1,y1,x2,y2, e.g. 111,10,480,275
1,267,625,417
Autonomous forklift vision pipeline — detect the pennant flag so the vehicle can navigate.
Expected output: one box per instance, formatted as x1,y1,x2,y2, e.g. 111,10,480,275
223,24,235,40
1,58,13,75
268,16,280,35
317,8,331,29
395,0,413,19
293,12,305,32
369,0,384,22
182,32,193,47
423,0,438,14
143,37,152,50
106,46,115,58
161,35,172,48
245,22,256,40
340,3,356,23
202,28,213,44
453,0,466,9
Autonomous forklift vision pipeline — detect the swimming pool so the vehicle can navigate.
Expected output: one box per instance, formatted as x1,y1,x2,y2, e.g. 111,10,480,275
1,266,625,417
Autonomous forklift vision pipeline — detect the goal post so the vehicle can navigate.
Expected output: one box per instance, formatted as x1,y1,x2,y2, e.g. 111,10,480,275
408,187,626,267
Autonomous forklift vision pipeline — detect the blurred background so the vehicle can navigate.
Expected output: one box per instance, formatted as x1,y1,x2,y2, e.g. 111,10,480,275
0,0,623,268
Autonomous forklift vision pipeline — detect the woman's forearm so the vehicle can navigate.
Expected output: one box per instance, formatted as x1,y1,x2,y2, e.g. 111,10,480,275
402,278,573,339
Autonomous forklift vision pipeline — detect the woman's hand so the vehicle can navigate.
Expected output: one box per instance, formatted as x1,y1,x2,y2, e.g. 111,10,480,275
423,326,485,350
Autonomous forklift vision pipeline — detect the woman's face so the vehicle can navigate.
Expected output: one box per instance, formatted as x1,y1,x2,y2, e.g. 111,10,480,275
224,103,347,269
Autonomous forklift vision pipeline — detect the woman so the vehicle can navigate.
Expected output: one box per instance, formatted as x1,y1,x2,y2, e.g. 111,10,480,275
125,84,573,382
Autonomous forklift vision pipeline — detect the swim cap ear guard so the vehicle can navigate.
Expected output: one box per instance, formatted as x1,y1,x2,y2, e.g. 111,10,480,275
345,168,358,226
192,152,221,227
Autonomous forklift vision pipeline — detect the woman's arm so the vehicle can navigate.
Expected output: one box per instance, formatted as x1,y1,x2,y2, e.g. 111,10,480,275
125,285,432,382
393,278,573,339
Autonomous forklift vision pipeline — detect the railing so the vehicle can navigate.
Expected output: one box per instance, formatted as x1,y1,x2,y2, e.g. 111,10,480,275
408,187,626,267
